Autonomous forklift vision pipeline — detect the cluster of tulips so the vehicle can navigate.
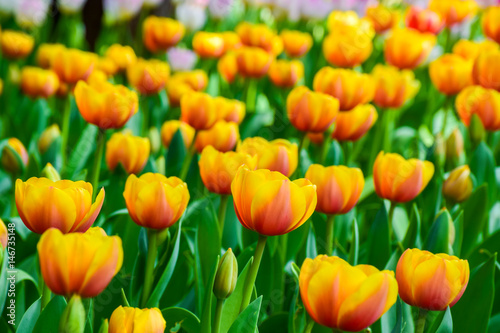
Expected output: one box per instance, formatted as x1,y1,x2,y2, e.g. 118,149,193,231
0,0,500,332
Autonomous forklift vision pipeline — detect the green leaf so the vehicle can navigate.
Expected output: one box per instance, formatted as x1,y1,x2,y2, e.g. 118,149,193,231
367,205,390,270
17,298,41,332
65,124,98,179
452,211,464,257
33,296,67,333
306,224,317,259
200,255,220,333
165,129,187,177
259,312,289,333
470,141,497,204
468,229,500,268
228,296,262,333
348,218,359,266
0,249,8,315
424,210,451,254
428,307,453,333
161,307,201,333
390,298,402,333
462,185,488,257
403,204,421,249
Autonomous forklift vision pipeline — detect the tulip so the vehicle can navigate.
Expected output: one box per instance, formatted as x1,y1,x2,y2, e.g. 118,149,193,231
108,306,166,333
429,0,477,27
472,51,500,91
193,31,225,58
105,44,137,71
143,16,185,53
326,10,372,33
15,177,105,234
37,43,66,68
372,64,420,109
123,173,189,230
333,104,378,141
106,131,150,174
237,137,298,177
213,248,238,300
20,67,60,99
384,28,437,70
268,59,304,88
37,227,123,298
0,30,34,60
97,57,119,76
396,248,469,311
161,120,196,149
195,120,239,153
236,22,280,54
2,138,29,174
218,52,238,83
235,47,273,79
300,255,398,332
41,163,61,181
405,6,444,35
446,128,464,160
180,91,218,130
199,146,257,195
482,6,500,44
59,295,85,333
280,29,313,58
442,165,473,203
127,58,170,95
429,54,473,96
51,48,97,84
172,69,208,91
313,67,375,111
166,79,194,107
322,27,373,68
221,32,242,53
74,80,138,129
452,39,499,61
286,86,339,133
38,124,61,154
455,85,500,131
366,5,399,34
214,97,246,124
373,152,435,203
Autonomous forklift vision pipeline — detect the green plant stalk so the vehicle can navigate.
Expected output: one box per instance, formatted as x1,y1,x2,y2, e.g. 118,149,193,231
217,194,229,237
388,201,404,252
141,229,158,307
40,278,52,312
179,134,197,181
383,110,395,153
369,108,389,168
121,288,130,307
304,318,315,333
240,234,267,312
213,298,224,333
141,95,150,137
325,215,335,255
440,96,453,137
61,96,72,167
245,79,258,113
415,308,428,333
90,129,106,201
320,124,335,164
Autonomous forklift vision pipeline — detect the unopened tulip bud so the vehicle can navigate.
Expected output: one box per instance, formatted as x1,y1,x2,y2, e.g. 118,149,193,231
59,295,85,333
1,138,28,174
148,127,161,155
433,133,446,169
38,124,61,154
443,165,473,203
41,163,61,181
98,319,109,333
0,218,7,251
469,113,485,146
213,248,238,300
446,128,464,160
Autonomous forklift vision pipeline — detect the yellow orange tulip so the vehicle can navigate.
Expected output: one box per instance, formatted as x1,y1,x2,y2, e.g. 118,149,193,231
327,11,373,34
305,165,364,215
405,6,444,35
214,97,246,124
332,104,378,142
300,255,398,331
452,39,499,61
221,32,242,53
322,28,373,68
20,67,60,99
193,32,225,58
180,91,218,130
166,79,193,107
218,52,238,83
143,16,185,53
482,6,500,44
280,30,313,58
194,120,239,153
74,79,138,129
286,86,339,133
429,0,477,27
38,124,61,154
15,178,105,234
109,306,166,333
366,5,399,34
235,47,273,79
51,48,97,84
472,51,500,91
123,173,189,229
231,166,316,236
105,44,137,71
430,54,473,95
268,59,304,88
0,30,34,60
97,57,119,76
199,146,257,195
37,227,123,298
455,85,500,131
0,219,6,249
172,70,208,91
373,152,435,203
237,137,298,177
37,43,66,68
446,128,464,160
106,131,150,174
127,58,170,95
372,64,420,109
236,22,280,54
396,248,469,311
384,28,437,70
161,120,195,149
2,138,28,174
313,67,374,111
442,165,473,203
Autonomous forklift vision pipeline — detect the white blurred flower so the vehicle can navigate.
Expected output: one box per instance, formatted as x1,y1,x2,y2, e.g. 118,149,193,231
475,0,500,7
209,0,234,18
58,0,87,14
0,0,14,14
167,47,198,72
176,3,207,31
402,0,429,8
450,18,473,40
104,0,144,24
15,0,51,28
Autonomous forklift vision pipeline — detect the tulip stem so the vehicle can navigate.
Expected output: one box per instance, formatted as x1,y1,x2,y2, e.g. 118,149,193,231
179,137,197,181
90,129,106,201
415,309,428,333
320,124,335,164
244,79,258,113
325,215,335,255
121,288,130,307
213,298,224,333
141,95,150,137
440,96,453,137
240,234,267,312
304,318,315,333
40,279,52,312
218,195,229,237
61,96,72,167
141,229,158,308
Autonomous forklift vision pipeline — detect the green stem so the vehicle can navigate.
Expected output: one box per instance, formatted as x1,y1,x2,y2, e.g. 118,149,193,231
61,96,72,167
218,195,229,237
40,279,52,312
440,96,453,136
141,229,158,307
369,108,386,168
415,308,428,333
388,201,396,241
90,129,106,201
444,28,452,53
245,79,257,113
141,95,150,137
325,215,335,255
213,298,224,333
383,110,395,153
304,318,315,333
320,124,335,164
240,234,267,312
121,288,130,307
179,139,197,181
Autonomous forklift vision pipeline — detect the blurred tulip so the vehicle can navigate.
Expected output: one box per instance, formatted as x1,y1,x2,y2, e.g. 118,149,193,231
214,97,246,124
231,166,316,236
38,227,122,297
16,177,104,234
405,6,444,35
37,43,66,68
59,294,85,333
373,152,435,203
199,146,257,194
103,0,143,23
166,79,194,107
161,120,195,149
305,164,364,215
300,255,398,331
213,248,238,300
176,2,207,32
372,64,420,109
1,138,28,174
180,91,218,130
143,16,185,52
429,0,477,27
14,0,50,28
286,86,339,133
167,47,198,72
221,32,242,53
452,39,499,61
97,57,119,76
193,31,225,58
366,5,399,34
430,54,473,96
38,124,61,154
472,51,500,91
445,128,463,159
332,104,378,141
322,26,373,68
52,48,97,84
0,218,6,249
235,47,273,79
0,30,34,60
218,52,238,83
236,22,281,54
127,58,170,95
280,30,312,58
108,306,166,333
482,6,500,44
326,10,372,33
172,69,208,91
396,248,469,311
237,137,298,177
313,67,374,111
74,80,138,129
384,28,437,69
209,0,234,19
268,59,304,88
455,85,500,131
195,120,239,153
442,165,473,203
106,131,150,174
105,44,137,71
41,163,61,181
123,173,189,229
20,67,60,99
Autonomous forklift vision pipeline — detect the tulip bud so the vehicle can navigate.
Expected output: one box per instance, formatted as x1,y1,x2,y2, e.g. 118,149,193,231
148,127,161,155
38,124,61,154
433,133,446,169
155,156,166,176
442,165,473,204
0,218,7,250
469,113,485,147
98,319,109,333
446,128,464,160
213,248,238,300
41,163,61,181
1,138,29,174
0,30,35,60
59,295,85,333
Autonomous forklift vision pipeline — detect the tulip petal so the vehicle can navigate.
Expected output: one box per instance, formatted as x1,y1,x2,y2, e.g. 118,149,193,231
72,188,105,232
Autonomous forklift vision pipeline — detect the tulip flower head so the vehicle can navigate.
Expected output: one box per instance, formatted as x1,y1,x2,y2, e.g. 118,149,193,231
38,124,61,154
214,97,246,124
195,120,240,153
218,52,238,83
0,30,34,60
127,58,170,95
37,43,66,68
235,46,274,79
446,128,464,160
482,6,500,44
452,39,499,61
193,31,225,58
20,67,60,99
221,31,242,53
106,131,150,174
429,0,477,27
161,120,196,149
429,54,473,96
280,29,313,58
167,47,198,72
366,5,399,34
236,22,281,54
384,28,437,70
180,91,218,130
0,218,6,249
396,248,469,311
51,48,97,84
405,6,444,35
268,59,304,88
472,51,500,91
442,165,473,203
372,64,420,109
213,248,238,300
105,44,137,71
333,104,378,141
143,16,185,53
455,85,500,131
109,306,166,333
2,138,29,174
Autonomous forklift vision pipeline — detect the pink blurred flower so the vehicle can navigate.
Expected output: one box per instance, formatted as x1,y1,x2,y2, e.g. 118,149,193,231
104,0,144,24
209,0,234,18
167,47,198,72
15,0,51,28
176,3,207,31
58,0,87,13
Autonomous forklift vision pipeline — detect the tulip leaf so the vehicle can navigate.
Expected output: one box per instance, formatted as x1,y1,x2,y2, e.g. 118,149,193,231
165,129,187,177
200,255,220,333
0,249,8,315
427,307,453,333
17,298,41,333
33,296,67,333
161,307,201,333
452,211,464,257
348,218,359,266
259,312,289,333
470,141,497,204
65,124,98,180
306,224,318,259
41,137,62,171
462,185,488,257
367,205,391,270
468,229,500,268
451,253,495,333
403,203,421,249
228,296,262,333
424,210,451,254
146,219,183,308
7,217,32,241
